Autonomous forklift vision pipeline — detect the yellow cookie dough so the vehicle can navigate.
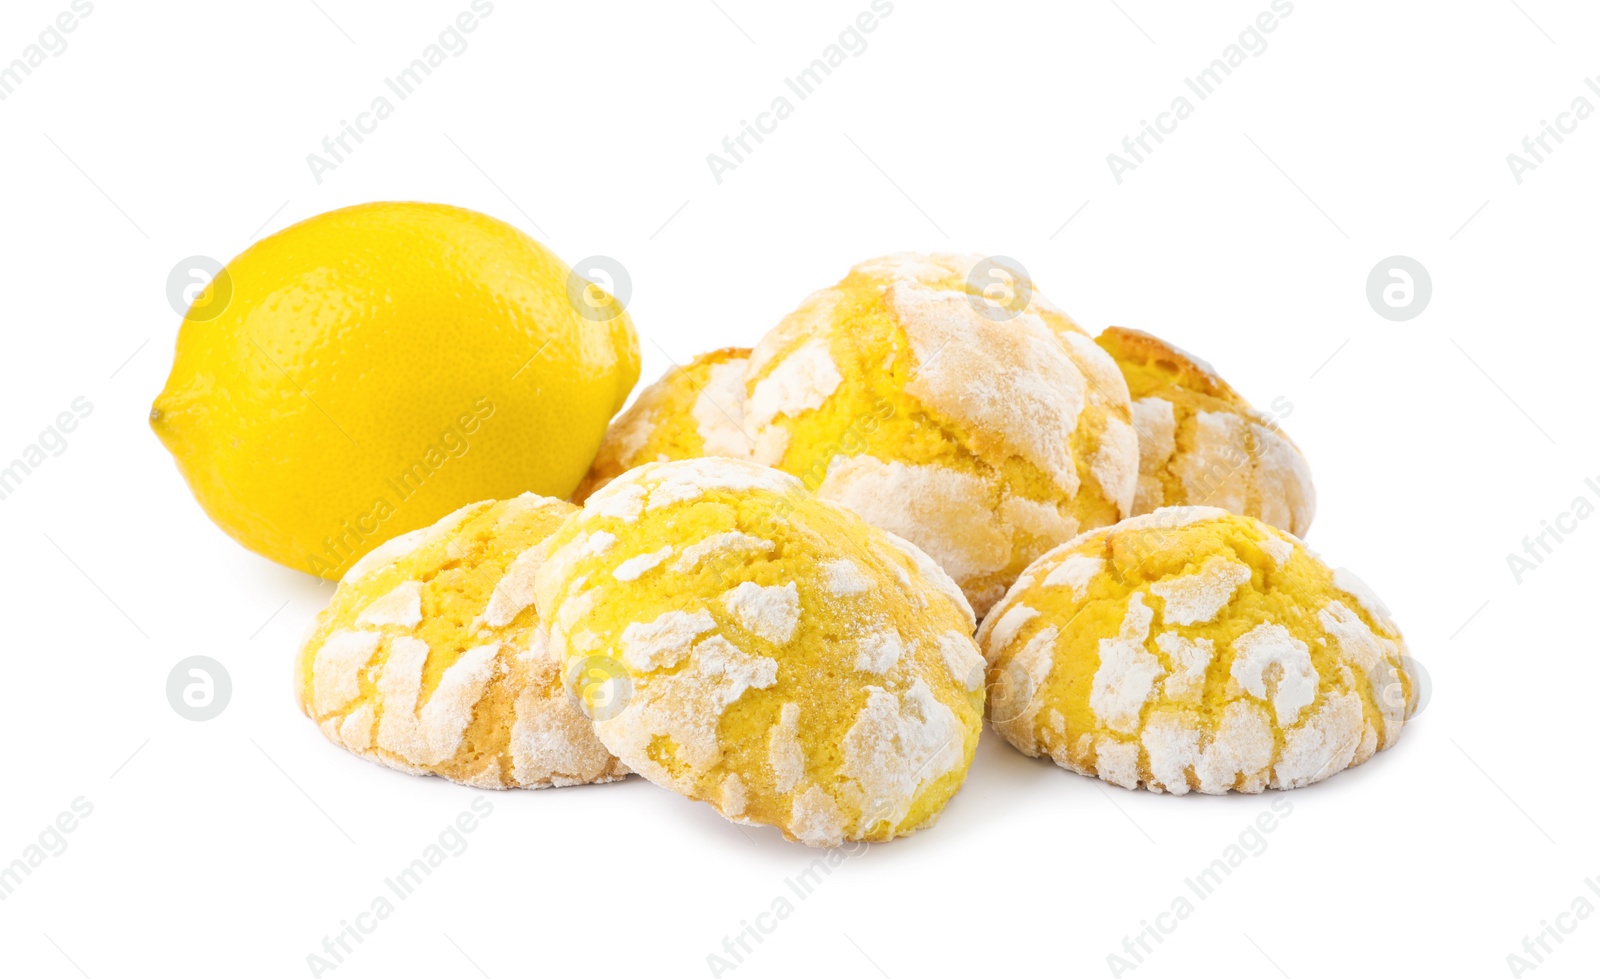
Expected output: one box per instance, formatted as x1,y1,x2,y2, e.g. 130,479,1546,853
978,507,1415,793
533,458,986,845
295,493,627,789
744,254,1139,617
1096,327,1315,537
574,347,753,503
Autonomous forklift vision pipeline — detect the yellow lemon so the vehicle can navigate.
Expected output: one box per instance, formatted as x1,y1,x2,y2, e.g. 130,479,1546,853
151,201,640,579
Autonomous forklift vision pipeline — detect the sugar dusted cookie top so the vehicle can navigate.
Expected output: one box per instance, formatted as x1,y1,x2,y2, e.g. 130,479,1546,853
533,457,985,846
1096,327,1316,537
744,253,1139,618
977,507,1415,794
574,347,753,503
295,493,627,789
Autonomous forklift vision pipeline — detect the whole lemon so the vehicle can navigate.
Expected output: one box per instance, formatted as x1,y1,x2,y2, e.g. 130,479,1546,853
151,201,640,580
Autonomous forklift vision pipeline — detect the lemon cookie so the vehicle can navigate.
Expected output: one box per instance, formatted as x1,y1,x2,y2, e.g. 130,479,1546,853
295,493,627,789
1096,327,1315,537
574,347,753,502
978,507,1416,793
533,458,986,845
744,254,1139,617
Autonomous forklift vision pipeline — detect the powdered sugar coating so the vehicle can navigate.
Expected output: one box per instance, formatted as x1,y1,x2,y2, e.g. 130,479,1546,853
613,545,673,581
1259,535,1294,567
1042,554,1104,597
296,493,627,789
374,639,499,767
818,456,1009,609
722,582,801,645
310,630,382,715
483,542,550,628
1129,398,1177,515
744,254,1139,618
1097,326,1316,537
1318,600,1406,745
1155,632,1213,703
355,580,424,628
574,348,756,502
938,629,986,691
891,283,1085,495
599,634,779,777
1148,556,1252,625
822,558,873,596
769,703,805,793
746,337,843,429
853,626,905,674
644,457,798,510
840,680,965,833
1332,567,1396,630
534,457,984,846
979,507,1415,794
342,501,487,584
675,531,774,571
694,357,755,458
1230,622,1318,727
1089,594,1162,733
584,480,647,523
790,785,848,847
982,604,1040,666
620,609,717,671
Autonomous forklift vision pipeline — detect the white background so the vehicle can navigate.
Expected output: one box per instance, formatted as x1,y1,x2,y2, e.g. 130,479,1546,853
1,1,1595,976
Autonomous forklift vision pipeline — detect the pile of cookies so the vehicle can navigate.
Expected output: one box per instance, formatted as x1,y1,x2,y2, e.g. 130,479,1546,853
296,253,1418,846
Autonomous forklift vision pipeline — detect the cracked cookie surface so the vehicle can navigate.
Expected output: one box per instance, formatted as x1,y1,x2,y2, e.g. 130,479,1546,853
534,458,985,845
574,346,754,503
1095,327,1315,537
978,507,1415,794
744,254,1139,617
295,493,628,789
